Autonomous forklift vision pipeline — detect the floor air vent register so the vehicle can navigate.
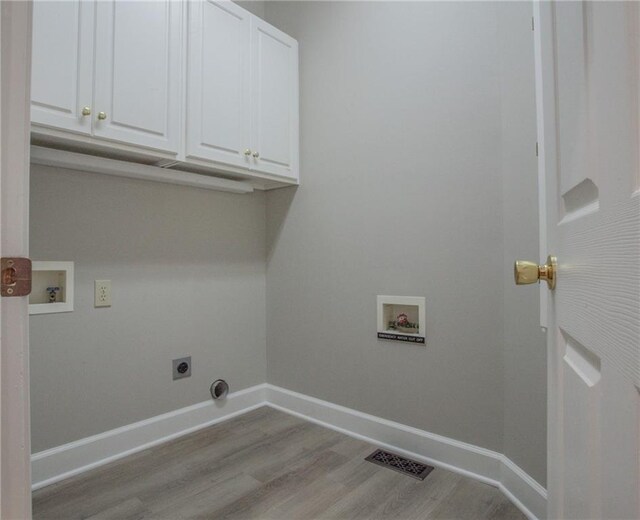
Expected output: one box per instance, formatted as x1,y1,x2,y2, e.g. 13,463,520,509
365,449,435,480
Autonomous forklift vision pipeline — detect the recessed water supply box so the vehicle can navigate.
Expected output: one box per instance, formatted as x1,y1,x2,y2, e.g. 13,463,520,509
376,295,426,344
29,261,74,315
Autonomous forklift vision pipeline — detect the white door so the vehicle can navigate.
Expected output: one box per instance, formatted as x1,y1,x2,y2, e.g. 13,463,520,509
93,0,182,153
250,17,298,180
30,0,94,135
1,1,33,518
534,2,640,518
186,0,251,168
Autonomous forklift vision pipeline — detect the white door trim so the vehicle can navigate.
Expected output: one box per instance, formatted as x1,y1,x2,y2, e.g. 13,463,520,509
0,1,33,518
533,0,552,330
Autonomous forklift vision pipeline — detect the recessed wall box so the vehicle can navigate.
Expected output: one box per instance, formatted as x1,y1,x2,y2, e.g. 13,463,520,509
29,261,74,315
377,295,426,344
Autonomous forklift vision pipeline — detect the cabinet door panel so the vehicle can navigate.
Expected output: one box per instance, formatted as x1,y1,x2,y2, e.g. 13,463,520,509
250,18,298,180
186,0,251,168
31,0,94,135
93,0,181,153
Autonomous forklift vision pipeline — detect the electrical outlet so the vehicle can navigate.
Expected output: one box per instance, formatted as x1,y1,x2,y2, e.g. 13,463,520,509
172,356,191,380
94,280,111,307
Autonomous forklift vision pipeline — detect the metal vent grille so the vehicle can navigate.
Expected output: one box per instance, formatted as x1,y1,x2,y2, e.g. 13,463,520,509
365,449,434,480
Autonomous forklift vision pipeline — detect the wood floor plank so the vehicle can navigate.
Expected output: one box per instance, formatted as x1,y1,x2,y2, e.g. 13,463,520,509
149,473,262,519
248,428,344,483
260,475,350,520
32,407,527,520
84,498,149,520
210,450,349,519
373,469,462,520
33,423,268,518
319,465,411,519
429,477,515,520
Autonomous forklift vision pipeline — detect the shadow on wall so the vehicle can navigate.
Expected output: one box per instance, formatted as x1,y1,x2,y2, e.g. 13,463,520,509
266,186,297,264
31,165,268,267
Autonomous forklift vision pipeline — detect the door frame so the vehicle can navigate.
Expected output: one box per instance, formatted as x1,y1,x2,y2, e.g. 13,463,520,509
1,1,33,518
533,1,571,515
533,2,564,515
533,0,552,332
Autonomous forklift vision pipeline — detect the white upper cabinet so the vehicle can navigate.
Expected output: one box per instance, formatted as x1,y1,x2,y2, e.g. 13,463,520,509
186,1,299,180
93,0,182,153
186,1,251,169
250,18,299,179
31,0,94,135
31,0,299,186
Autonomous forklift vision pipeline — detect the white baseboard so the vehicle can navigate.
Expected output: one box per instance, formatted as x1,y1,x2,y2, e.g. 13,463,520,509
31,383,268,491
31,382,546,520
499,456,548,520
264,384,547,520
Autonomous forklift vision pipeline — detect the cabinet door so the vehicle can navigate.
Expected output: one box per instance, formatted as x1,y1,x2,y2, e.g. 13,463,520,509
93,0,182,153
186,0,251,168
31,0,94,135
250,17,299,180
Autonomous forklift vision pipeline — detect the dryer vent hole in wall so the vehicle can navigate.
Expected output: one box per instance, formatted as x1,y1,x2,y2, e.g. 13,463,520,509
210,379,229,400
365,449,435,480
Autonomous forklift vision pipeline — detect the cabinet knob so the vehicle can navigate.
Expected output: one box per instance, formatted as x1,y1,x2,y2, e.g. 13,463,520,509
244,149,252,156
81,106,91,116
97,111,107,121
252,151,259,158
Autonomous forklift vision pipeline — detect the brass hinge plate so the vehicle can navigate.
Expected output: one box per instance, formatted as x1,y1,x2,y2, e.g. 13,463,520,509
1,257,32,297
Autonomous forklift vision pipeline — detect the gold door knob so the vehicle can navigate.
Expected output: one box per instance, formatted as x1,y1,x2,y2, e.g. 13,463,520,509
514,255,557,290
97,111,107,120
81,106,91,116
244,149,252,156
252,151,259,158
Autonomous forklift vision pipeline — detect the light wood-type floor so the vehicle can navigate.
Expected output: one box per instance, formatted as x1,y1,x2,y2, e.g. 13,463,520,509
33,407,526,520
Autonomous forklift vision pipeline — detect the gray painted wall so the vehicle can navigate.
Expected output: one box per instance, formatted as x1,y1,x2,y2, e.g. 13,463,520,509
497,3,547,486
264,1,506,453
30,166,267,452
29,0,546,487
264,0,546,483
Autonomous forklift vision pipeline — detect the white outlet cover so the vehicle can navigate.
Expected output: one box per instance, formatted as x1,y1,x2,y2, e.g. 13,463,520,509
94,280,112,307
